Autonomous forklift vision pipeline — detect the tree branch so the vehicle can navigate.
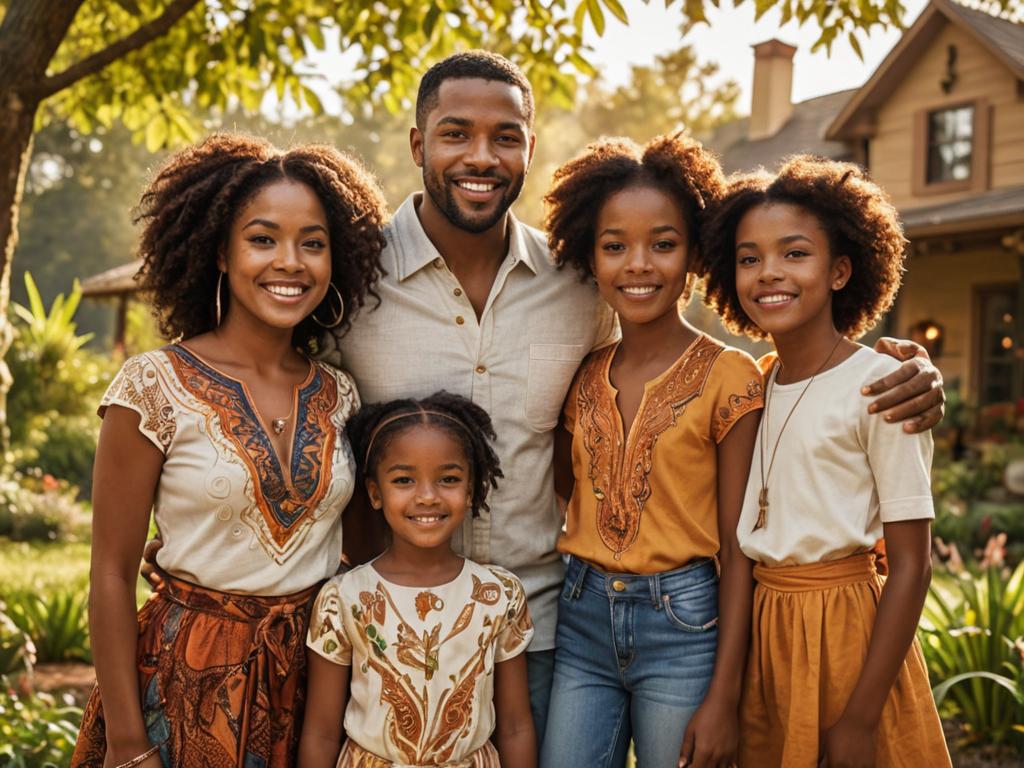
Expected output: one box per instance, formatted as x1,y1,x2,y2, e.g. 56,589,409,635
37,0,201,98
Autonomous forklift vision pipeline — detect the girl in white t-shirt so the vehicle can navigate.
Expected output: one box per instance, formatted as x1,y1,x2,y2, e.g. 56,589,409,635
702,156,951,767
298,392,536,768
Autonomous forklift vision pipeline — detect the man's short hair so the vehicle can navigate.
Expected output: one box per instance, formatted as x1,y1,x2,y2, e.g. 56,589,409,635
416,50,535,128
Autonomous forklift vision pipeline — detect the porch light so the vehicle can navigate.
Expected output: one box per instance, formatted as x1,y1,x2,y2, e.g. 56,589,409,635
910,319,945,357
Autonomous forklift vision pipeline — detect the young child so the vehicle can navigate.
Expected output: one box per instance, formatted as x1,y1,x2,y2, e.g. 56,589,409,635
298,392,537,768
539,133,764,768
702,157,951,767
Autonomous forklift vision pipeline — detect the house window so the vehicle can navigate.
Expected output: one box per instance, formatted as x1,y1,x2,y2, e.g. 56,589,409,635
927,105,974,183
976,285,1019,405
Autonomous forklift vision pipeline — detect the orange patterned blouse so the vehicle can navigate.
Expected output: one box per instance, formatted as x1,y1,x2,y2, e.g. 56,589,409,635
558,334,764,574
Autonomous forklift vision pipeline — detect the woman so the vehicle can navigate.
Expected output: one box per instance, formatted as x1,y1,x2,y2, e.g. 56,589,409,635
71,133,387,768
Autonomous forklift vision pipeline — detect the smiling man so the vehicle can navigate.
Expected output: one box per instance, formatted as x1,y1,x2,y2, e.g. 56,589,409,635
320,50,945,748
321,52,613,745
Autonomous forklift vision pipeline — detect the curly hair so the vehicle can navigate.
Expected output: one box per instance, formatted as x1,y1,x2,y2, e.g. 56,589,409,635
701,155,907,340
544,132,726,283
416,50,534,127
347,391,503,517
134,132,388,354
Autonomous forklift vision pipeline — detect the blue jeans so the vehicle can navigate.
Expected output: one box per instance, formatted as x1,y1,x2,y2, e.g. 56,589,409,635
540,556,719,768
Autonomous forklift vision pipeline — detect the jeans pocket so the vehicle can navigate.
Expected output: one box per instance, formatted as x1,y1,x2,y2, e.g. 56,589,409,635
661,580,719,633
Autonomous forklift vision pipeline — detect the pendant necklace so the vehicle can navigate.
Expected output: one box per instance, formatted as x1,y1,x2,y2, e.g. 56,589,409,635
271,417,288,435
754,334,845,532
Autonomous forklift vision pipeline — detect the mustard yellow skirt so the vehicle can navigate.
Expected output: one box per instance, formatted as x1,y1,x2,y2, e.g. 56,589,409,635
738,553,950,768
337,739,500,767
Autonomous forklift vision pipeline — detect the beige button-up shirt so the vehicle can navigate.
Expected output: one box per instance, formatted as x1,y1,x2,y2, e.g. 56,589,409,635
322,194,614,649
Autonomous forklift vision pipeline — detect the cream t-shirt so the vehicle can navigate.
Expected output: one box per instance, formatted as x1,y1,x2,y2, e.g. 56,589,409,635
738,346,934,567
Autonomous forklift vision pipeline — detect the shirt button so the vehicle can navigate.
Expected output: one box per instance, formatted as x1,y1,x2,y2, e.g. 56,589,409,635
453,288,463,297
433,257,444,269
611,579,626,592
455,315,465,325
475,364,487,374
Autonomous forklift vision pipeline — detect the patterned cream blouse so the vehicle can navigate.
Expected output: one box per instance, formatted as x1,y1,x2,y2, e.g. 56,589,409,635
100,345,359,595
307,559,534,765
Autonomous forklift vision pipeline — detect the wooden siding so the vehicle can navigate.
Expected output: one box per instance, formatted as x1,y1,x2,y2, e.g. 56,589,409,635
869,21,1024,210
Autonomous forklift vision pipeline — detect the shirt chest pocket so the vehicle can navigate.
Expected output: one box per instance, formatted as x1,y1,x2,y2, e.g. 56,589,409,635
525,343,585,431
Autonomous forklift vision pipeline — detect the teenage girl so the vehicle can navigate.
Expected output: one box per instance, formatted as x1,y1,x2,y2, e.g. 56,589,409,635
72,134,387,767
702,156,951,767
298,392,537,768
539,133,763,768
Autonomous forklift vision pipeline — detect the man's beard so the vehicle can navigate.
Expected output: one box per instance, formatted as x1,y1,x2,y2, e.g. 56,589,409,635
422,162,524,234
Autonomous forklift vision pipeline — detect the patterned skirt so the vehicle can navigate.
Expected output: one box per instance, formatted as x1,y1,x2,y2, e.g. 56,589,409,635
738,553,951,767
71,573,320,767
337,739,501,767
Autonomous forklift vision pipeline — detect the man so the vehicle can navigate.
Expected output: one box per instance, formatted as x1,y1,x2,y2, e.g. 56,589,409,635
321,50,945,746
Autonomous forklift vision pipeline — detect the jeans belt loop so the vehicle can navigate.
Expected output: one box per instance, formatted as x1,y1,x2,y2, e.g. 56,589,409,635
570,557,589,600
650,572,662,610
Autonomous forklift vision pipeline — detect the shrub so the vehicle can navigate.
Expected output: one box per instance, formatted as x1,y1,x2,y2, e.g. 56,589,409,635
7,272,113,494
13,415,99,499
0,679,82,767
0,472,88,543
920,562,1024,750
0,608,34,678
3,588,90,664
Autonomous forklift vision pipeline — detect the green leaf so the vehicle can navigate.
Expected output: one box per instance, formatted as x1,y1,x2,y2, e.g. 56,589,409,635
933,671,1024,707
302,85,324,114
602,0,629,24
586,0,606,35
848,31,863,60
753,0,775,21
573,0,588,30
306,20,326,50
144,115,168,152
424,5,441,38
569,51,598,78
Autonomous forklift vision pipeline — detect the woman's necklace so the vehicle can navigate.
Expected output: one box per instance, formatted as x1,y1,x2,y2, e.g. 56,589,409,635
753,334,845,532
271,417,288,435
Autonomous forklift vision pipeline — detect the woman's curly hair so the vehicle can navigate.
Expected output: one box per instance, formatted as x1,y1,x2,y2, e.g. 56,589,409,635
544,132,726,282
347,391,503,517
134,132,388,354
701,156,907,340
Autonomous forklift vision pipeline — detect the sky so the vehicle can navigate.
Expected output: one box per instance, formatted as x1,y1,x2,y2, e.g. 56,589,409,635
585,0,931,108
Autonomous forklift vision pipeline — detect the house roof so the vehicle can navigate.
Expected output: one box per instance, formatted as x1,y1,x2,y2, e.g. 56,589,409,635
901,184,1024,236
80,259,143,298
828,0,1024,140
706,89,856,174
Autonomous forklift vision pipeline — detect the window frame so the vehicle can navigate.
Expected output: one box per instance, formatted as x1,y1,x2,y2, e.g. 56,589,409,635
912,98,990,197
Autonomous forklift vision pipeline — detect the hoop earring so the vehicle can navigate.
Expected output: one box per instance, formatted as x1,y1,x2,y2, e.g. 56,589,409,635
215,271,225,326
312,283,344,329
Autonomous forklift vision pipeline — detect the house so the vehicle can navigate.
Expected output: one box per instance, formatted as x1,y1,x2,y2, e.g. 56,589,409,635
705,0,1024,406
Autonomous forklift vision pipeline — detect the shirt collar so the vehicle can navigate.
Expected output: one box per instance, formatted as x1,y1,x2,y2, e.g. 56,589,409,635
391,193,538,281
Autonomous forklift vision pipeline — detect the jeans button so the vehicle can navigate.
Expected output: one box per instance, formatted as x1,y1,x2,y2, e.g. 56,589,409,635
611,579,626,592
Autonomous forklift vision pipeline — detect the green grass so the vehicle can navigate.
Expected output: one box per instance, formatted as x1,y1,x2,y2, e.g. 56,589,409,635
0,538,150,605
0,540,90,594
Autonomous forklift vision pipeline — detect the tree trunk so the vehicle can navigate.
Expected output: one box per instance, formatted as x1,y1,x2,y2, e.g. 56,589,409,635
0,0,85,447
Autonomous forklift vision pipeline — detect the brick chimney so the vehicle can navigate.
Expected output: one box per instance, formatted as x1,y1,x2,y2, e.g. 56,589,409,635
749,39,797,140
